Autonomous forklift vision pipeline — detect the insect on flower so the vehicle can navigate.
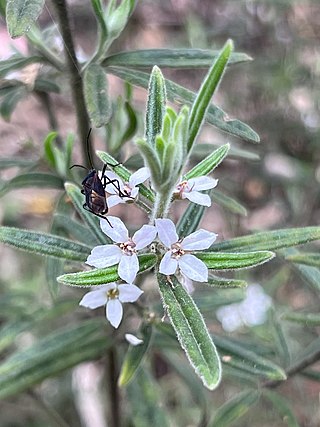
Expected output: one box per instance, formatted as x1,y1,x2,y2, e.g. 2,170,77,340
70,129,132,226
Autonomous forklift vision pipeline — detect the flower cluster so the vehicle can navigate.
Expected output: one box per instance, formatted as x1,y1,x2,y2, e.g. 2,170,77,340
80,216,217,328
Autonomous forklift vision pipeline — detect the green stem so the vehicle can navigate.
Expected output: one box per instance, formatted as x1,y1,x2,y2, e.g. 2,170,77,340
51,0,92,168
150,188,173,222
107,347,121,427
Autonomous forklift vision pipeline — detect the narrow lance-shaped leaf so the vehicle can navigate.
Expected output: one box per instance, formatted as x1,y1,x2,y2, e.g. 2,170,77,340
188,39,233,152
84,64,111,127
210,390,260,427
176,195,208,238
58,253,157,287
285,248,320,293
185,143,230,179
158,274,221,390
145,66,166,147
0,319,109,399
210,227,320,252
118,323,153,387
263,390,300,427
282,311,320,326
0,172,63,197
102,48,252,68
196,250,275,270
106,66,259,143
285,252,320,268
211,190,248,217
207,275,247,288
6,0,45,38
0,226,91,261
0,55,45,78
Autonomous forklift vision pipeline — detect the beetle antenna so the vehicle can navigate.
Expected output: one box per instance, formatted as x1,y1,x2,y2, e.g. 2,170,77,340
86,128,94,170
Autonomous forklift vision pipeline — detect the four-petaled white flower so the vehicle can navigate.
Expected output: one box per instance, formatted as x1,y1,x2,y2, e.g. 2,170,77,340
155,218,217,282
174,176,218,207
86,216,157,284
105,167,150,208
79,283,143,328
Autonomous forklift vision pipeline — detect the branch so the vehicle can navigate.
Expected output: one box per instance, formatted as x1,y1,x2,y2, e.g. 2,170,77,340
51,0,92,167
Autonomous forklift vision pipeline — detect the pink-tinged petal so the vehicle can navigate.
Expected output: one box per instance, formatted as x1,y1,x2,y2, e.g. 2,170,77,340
178,254,208,282
181,229,217,250
125,333,143,346
159,250,178,275
106,299,123,328
129,167,150,186
104,171,124,195
130,187,139,199
188,176,218,191
155,218,178,247
118,253,139,283
132,225,157,250
107,195,125,208
181,275,195,294
118,284,143,302
79,288,107,309
86,245,122,268
183,191,212,207
100,217,129,242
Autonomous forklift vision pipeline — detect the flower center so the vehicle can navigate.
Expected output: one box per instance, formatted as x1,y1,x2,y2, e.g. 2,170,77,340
107,288,119,299
171,242,185,259
176,180,189,196
123,183,132,196
119,239,136,256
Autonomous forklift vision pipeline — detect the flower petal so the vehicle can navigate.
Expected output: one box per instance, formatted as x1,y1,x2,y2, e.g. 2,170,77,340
155,218,178,247
86,245,122,268
159,250,178,275
181,229,217,250
130,187,139,199
183,191,212,207
178,254,208,282
79,288,107,309
104,171,124,195
106,299,123,328
181,274,195,294
100,217,129,242
132,225,157,250
129,167,150,186
118,284,143,302
107,195,125,208
125,333,144,346
188,176,218,191
118,253,139,283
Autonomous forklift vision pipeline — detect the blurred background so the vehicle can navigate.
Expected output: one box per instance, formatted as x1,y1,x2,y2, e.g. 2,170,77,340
0,1,319,426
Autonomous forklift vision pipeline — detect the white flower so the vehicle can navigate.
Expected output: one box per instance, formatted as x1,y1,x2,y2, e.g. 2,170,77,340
155,218,217,282
104,167,150,208
125,333,144,346
216,284,273,332
86,217,157,284
174,176,218,207
79,283,143,328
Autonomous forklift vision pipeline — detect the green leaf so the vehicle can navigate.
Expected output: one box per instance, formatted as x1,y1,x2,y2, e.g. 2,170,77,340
176,198,207,238
282,311,320,326
211,334,286,380
102,48,252,68
118,323,153,387
33,77,60,93
207,275,247,288
285,252,320,268
96,150,155,203
0,85,26,121
0,172,63,196
188,39,233,152
193,143,260,161
263,390,300,427
6,0,45,38
90,0,108,61
127,369,171,427
0,55,44,78
185,143,230,179
107,0,135,42
210,390,260,427
136,138,162,189
210,227,320,252
0,226,91,261
105,67,260,143
268,309,291,367
0,319,109,399
84,63,111,127
64,182,110,245
43,131,58,169
211,190,248,216
145,66,166,147
158,274,221,390
45,257,64,300
53,214,98,247
197,250,275,270
0,157,35,169
58,253,157,286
